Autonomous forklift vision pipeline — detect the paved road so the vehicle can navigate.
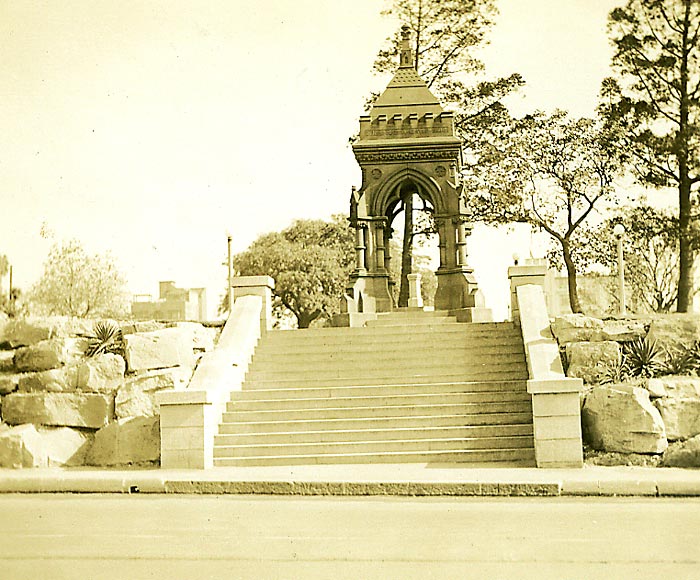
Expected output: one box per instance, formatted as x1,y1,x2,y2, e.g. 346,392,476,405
1,494,698,579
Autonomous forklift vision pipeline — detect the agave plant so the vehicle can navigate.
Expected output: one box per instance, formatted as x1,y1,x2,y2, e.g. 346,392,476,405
86,320,124,358
662,347,698,376
599,354,629,385
623,337,666,378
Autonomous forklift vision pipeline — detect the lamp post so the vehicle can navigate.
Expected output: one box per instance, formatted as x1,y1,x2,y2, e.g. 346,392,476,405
227,233,233,313
613,223,626,316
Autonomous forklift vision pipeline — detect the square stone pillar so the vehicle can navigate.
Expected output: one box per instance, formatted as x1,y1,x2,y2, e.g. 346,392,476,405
508,261,548,320
232,276,274,332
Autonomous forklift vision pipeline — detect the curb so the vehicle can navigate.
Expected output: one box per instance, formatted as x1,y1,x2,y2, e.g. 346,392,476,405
0,476,166,494
163,481,561,496
1,475,699,496
562,479,700,497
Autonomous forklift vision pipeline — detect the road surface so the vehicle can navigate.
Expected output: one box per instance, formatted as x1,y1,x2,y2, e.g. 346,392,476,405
1,494,698,579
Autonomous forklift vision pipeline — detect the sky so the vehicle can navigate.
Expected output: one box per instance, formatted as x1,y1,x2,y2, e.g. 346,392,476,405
0,0,624,320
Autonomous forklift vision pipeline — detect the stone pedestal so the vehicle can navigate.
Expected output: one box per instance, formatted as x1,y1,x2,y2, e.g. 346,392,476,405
344,273,393,314
435,269,492,321
407,273,423,309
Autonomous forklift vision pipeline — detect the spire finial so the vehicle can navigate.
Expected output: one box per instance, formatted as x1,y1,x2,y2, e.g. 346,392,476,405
399,25,414,69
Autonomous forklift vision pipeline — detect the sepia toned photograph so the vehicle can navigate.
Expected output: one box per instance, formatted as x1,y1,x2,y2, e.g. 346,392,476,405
0,0,699,577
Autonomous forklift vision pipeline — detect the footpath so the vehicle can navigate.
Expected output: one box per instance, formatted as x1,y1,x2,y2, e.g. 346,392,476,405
1,463,700,497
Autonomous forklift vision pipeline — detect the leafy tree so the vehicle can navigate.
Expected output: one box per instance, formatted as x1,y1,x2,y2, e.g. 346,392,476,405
30,240,129,317
560,205,693,313
603,0,700,311
466,111,625,313
229,216,355,329
372,0,524,306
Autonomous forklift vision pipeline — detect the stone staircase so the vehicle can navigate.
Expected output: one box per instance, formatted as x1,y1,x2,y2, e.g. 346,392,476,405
213,311,535,466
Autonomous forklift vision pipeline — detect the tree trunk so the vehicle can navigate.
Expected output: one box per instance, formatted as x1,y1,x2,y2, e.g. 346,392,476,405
398,194,414,307
297,312,314,329
677,175,693,312
562,240,582,314
676,3,693,312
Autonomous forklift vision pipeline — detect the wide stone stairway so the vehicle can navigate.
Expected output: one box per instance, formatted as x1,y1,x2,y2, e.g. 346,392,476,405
213,311,535,466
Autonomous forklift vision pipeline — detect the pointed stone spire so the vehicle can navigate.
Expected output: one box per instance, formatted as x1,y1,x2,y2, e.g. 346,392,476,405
399,25,414,69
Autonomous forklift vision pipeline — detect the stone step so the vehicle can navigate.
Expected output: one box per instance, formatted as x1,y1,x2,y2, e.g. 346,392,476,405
243,370,529,389
228,391,531,412
218,411,534,434
374,310,450,318
247,354,525,374
253,337,524,357
245,361,528,382
213,447,537,466
215,423,534,445
262,322,519,341
365,316,457,327
232,380,528,401
248,351,525,376
214,435,535,458
250,345,525,366
223,400,533,422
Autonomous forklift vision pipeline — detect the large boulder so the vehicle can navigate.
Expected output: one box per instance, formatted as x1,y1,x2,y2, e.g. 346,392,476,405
2,392,113,429
18,367,79,393
0,424,92,468
0,351,14,372
596,320,647,342
582,385,668,454
115,368,184,419
76,353,126,394
124,328,196,372
551,314,604,344
0,374,20,395
13,338,86,372
647,314,700,350
86,416,160,466
167,322,217,352
649,376,700,441
0,319,53,349
121,321,167,335
566,341,621,384
662,435,700,468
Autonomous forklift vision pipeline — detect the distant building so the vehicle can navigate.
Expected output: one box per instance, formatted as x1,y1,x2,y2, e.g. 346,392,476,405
131,281,207,322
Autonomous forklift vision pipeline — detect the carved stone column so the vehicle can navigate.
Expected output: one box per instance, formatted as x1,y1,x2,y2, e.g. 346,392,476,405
354,224,366,272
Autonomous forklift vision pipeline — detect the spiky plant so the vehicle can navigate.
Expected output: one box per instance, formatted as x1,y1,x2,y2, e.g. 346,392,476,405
86,320,124,358
623,337,666,378
599,355,629,385
662,347,697,376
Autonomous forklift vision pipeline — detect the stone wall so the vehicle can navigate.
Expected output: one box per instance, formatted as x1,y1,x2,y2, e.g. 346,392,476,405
551,313,700,464
0,314,218,468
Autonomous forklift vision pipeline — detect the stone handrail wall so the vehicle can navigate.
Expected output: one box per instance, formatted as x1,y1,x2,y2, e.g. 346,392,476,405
158,276,274,469
514,284,584,468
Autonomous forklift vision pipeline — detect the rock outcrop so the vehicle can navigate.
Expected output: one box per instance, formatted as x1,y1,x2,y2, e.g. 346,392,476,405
0,424,92,468
86,416,160,466
648,376,700,441
566,341,621,384
582,385,668,454
2,392,113,429
124,328,196,372
76,353,126,394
